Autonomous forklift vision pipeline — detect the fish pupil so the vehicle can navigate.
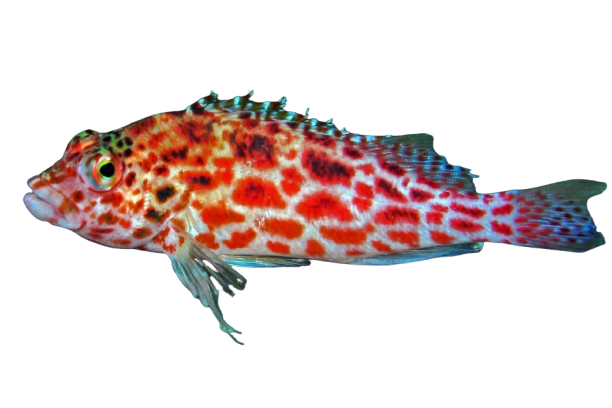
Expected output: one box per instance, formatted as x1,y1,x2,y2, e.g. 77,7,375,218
99,162,115,179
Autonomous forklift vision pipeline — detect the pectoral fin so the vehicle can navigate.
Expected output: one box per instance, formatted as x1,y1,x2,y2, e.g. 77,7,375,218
169,238,247,344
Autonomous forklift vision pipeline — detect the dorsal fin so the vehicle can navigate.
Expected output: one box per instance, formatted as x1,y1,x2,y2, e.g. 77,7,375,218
186,92,477,192
371,133,478,192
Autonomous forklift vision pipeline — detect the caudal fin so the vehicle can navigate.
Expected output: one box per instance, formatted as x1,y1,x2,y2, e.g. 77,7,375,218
502,180,606,252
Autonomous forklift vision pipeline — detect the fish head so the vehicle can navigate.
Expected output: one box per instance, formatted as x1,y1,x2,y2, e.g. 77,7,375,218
24,129,157,248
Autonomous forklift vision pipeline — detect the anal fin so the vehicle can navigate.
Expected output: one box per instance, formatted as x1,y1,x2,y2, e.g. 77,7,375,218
349,242,484,265
223,255,311,268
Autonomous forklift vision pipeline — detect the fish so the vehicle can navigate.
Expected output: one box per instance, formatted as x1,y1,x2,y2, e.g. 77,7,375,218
23,91,606,344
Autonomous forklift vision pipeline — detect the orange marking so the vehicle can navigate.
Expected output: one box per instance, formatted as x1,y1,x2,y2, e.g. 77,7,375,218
372,240,392,252
306,240,326,257
388,231,420,247
195,233,220,250
100,193,123,208
132,227,153,239
213,157,234,185
223,229,257,249
267,241,291,254
430,230,455,244
98,211,118,225
58,198,78,215
320,226,367,245
118,218,131,229
200,202,245,230
232,177,286,208
296,192,353,222
260,218,304,239
172,218,187,231
281,167,303,196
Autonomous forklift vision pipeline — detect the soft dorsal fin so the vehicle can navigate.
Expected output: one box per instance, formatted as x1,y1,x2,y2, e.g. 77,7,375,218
373,133,478,192
186,92,477,192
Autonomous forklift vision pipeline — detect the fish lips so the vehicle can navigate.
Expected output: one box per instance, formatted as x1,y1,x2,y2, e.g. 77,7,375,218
23,176,84,231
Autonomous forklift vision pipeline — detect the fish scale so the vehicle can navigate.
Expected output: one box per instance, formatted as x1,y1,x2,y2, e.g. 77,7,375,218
24,92,606,343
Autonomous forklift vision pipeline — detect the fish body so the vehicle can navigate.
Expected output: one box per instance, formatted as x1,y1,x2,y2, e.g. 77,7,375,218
24,92,606,343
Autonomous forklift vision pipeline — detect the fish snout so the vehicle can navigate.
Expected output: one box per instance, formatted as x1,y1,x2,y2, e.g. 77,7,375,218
24,175,84,231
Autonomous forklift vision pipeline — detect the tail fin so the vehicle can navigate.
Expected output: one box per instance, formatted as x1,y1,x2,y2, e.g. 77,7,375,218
502,180,606,252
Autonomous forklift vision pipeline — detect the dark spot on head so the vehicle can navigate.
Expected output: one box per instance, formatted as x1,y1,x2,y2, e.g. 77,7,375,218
145,208,166,223
125,172,136,187
155,186,176,203
189,175,212,186
117,140,124,148
123,148,133,158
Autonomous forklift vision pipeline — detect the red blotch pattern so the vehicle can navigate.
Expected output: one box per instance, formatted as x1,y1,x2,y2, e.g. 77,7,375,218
267,241,291,254
223,229,257,249
353,197,372,212
281,167,303,196
449,218,483,233
491,203,514,216
133,227,152,239
232,178,286,208
181,171,217,191
306,240,326,257
430,230,455,244
372,240,392,252
260,218,304,239
196,233,220,249
71,191,84,203
388,231,420,247
375,178,407,203
320,226,367,245
355,182,374,199
410,188,434,202
450,202,486,219
200,202,246,230
296,192,353,222
374,207,420,225
426,212,444,225
302,149,354,186
491,221,513,236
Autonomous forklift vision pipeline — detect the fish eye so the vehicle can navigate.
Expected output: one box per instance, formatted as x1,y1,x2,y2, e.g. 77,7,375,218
80,154,122,191
98,161,115,180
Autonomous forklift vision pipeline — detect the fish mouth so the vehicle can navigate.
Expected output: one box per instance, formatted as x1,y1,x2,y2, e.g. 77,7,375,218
23,176,84,231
